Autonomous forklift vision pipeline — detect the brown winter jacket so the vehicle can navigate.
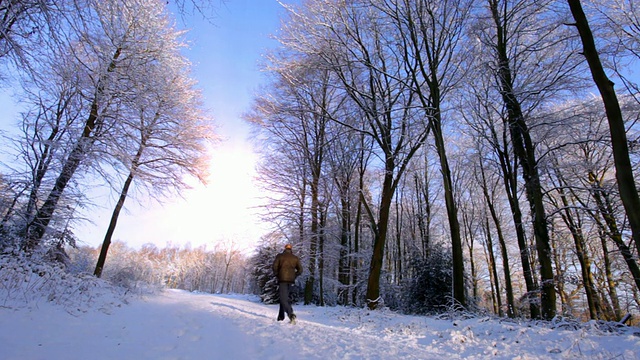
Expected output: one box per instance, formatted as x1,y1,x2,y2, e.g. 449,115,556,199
273,249,303,284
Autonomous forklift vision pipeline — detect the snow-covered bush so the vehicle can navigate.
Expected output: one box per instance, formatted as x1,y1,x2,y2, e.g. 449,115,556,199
250,243,280,304
401,245,453,315
0,252,133,314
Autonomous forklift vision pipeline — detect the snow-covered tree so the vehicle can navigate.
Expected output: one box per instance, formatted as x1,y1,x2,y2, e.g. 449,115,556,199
251,241,280,304
0,0,213,254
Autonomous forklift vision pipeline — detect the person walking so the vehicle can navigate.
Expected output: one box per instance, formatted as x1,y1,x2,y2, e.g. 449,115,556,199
273,243,303,324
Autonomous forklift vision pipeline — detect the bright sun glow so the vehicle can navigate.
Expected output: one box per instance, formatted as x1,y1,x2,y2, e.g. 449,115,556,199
161,145,268,250
81,142,269,253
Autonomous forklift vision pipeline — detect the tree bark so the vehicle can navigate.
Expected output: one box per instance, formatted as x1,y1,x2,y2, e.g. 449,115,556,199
352,137,368,306
398,0,467,309
484,216,502,316
464,212,479,305
365,156,394,309
432,116,466,308
555,184,599,319
394,191,403,282
495,129,539,318
338,186,351,305
600,234,622,320
318,207,326,306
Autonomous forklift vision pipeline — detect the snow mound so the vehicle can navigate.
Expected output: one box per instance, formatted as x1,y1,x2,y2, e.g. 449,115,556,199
0,254,137,315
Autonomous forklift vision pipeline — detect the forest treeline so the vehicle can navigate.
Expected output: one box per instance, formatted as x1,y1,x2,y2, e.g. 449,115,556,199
245,0,640,323
1,0,640,324
66,242,254,295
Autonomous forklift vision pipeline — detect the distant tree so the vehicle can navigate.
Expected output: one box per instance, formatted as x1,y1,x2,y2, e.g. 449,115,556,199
471,142,515,317
217,241,241,294
326,117,369,306
459,73,536,318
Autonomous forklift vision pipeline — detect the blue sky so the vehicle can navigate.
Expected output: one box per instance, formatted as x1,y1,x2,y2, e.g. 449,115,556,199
186,0,287,147
0,0,293,252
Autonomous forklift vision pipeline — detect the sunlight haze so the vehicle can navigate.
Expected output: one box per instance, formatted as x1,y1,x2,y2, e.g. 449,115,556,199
0,1,290,253
82,0,288,252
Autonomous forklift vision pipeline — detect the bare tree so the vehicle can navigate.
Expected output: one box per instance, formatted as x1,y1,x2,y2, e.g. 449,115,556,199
94,63,211,277
474,144,516,317
376,0,473,309
0,0,58,74
459,67,542,318
469,0,586,320
279,0,436,309
326,116,371,305
22,0,213,250
567,0,640,260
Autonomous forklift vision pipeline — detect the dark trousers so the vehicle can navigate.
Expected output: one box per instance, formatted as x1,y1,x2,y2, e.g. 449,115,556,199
278,282,294,320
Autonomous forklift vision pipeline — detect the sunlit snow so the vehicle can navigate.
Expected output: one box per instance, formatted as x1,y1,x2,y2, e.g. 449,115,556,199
2,282,639,360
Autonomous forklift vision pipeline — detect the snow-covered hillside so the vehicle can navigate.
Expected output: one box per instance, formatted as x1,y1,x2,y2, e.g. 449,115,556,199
2,282,639,360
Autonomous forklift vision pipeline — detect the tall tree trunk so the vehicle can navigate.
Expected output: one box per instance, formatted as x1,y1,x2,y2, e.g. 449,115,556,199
305,173,319,305
504,86,556,320
299,177,309,300
318,207,326,306
480,156,516,317
590,175,640,291
495,129,539,318
396,0,466,308
395,191,403,282
352,140,367,306
415,171,431,258
600,233,622,321
557,189,599,319
94,169,134,278
464,213,478,305
484,215,503,317
551,166,602,320
490,1,556,319
94,134,147,278
25,136,92,248
432,116,466,308
24,47,122,250
338,189,351,305
551,236,570,315
365,156,394,309
352,195,362,307
568,0,640,256
25,109,65,221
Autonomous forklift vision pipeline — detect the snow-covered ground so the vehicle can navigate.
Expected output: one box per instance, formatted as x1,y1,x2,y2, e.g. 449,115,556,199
2,282,639,360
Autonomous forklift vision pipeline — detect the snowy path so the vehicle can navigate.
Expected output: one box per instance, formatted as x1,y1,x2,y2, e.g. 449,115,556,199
2,289,639,359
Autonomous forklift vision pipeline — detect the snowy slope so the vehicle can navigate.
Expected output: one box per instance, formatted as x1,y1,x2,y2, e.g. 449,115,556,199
1,288,639,360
